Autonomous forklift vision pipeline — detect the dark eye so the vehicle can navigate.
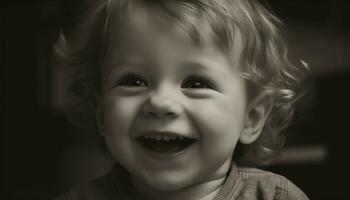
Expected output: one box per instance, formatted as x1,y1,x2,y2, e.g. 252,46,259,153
117,74,148,87
182,76,213,89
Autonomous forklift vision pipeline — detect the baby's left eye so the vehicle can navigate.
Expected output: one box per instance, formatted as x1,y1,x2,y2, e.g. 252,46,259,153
182,77,213,89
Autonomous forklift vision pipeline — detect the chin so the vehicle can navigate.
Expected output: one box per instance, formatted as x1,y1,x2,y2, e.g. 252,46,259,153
142,173,191,191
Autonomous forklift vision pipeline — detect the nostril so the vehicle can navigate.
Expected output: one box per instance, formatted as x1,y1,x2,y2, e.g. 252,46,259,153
164,111,177,117
143,109,177,118
142,93,183,118
144,110,157,118
142,101,182,118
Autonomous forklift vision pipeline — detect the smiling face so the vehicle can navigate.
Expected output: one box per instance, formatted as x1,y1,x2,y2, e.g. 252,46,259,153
98,9,250,192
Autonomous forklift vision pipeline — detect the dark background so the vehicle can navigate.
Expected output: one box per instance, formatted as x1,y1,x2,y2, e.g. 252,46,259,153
1,0,350,199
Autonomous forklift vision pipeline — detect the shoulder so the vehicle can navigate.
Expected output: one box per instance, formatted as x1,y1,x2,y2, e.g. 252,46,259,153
235,167,309,200
54,183,103,200
54,174,116,200
54,164,132,200
54,189,79,200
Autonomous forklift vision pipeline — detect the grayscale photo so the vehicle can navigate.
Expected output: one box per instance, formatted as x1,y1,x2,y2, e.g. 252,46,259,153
1,0,349,199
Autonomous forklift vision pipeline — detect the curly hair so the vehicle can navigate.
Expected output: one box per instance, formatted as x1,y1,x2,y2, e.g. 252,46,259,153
54,0,308,166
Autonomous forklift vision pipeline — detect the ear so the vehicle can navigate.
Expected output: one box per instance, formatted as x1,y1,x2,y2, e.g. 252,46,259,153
239,90,274,145
95,94,105,137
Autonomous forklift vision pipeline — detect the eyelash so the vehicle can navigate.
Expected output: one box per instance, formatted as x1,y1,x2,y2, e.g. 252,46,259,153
116,74,148,87
181,76,214,89
115,74,214,90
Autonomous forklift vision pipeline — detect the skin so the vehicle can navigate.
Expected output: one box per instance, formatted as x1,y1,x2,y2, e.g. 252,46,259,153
97,7,271,200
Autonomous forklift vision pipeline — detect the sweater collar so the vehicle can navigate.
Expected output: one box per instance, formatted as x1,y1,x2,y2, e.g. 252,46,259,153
213,162,239,200
110,162,239,200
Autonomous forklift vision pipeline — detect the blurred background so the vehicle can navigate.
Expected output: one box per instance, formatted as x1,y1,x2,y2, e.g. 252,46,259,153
1,0,349,199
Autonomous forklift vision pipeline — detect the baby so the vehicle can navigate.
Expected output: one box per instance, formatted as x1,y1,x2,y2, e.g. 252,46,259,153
55,0,309,199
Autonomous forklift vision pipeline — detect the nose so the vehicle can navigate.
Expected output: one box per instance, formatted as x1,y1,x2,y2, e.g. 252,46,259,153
142,89,183,118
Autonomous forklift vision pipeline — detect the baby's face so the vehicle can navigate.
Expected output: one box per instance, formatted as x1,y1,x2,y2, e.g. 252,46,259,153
99,12,248,191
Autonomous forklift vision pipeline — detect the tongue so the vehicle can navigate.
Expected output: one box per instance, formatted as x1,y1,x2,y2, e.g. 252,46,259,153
139,139,195,154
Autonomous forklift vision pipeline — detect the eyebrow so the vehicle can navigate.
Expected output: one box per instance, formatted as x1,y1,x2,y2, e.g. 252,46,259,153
104,58,232,82
103,57,147,76
113,57,147,67
181,60,230,80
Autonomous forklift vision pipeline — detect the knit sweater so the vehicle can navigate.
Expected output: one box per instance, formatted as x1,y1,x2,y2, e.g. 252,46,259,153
55,163,309,200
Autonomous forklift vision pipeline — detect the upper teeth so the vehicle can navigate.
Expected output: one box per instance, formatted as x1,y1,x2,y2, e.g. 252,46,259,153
143,135,185,141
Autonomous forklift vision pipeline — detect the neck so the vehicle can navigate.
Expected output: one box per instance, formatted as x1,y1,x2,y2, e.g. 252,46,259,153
131,160,233,200
133,176,226,200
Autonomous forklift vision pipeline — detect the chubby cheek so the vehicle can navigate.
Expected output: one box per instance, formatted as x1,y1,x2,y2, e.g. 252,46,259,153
102,95,142,159
190,97,247,160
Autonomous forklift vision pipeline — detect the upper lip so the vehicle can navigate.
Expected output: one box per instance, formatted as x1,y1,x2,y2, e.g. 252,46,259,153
136,130,199,140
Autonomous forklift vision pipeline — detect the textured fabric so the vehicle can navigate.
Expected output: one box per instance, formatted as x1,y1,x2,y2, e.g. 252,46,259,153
55,163,309,200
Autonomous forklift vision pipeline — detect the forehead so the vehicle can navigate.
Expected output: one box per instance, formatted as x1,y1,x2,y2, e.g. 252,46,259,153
106,2,210,46
106,13,222,66
102,1,245,68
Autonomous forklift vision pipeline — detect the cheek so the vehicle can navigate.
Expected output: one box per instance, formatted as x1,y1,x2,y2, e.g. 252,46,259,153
102,95,144,146
102,95,145,162
190,97,246,138
188,96,247,157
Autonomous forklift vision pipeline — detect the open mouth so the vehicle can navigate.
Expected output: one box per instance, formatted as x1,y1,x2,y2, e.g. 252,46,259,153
137,135,197,154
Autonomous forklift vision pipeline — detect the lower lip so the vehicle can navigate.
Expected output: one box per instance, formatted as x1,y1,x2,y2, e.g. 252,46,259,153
137,140,197,159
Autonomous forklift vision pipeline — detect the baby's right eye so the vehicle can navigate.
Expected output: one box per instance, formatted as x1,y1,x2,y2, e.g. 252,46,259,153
116,74,148,87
